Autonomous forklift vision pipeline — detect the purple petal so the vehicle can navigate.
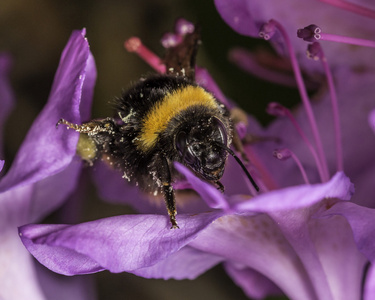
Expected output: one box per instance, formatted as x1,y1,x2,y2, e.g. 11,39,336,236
190,214,316,300
214,0,263,37
364,263,375,300
174,162,229,210
133,246,223,280
322,201,375,262
0,160,4,173
369,109,375,134
233,172,353,213
0,29,96,193
224,262,283,300
306,215,367,300
19,211,224,275
35,262,97,300
0,228,46,300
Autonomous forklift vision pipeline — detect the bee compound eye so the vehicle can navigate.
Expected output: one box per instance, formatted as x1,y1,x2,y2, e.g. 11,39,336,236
175,131,187,155
212,117,228,146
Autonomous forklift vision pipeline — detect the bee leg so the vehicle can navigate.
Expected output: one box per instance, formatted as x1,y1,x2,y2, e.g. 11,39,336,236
56,118,115,135
162,183,179,229
215,180,225,193
160,156,179,229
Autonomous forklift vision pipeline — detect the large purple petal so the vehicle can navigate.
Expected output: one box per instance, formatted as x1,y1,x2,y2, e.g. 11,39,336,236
0,30,96,300
133,246,223,280
19,211,225,276
364,263,375,300
256,173,356,300
214,0,263,37
322,201,375,262
233,171,353,212
35,263,98,300
0,29,95,193
307,216,366,300
190,214,316,300
224,262,283,299
0,227,46,300
369,109,375,135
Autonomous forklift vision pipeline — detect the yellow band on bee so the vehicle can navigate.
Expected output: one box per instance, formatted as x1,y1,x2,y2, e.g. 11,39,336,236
137,85,217,151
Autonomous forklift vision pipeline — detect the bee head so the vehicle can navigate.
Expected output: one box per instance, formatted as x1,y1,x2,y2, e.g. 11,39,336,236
175,117,229,181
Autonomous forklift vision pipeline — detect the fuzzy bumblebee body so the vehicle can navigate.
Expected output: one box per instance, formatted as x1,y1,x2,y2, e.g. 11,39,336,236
57,20,258,229
58,74,233,228
100,75,232,191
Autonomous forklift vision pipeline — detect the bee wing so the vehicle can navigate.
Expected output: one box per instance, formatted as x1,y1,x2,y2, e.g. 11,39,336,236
164,27,201,82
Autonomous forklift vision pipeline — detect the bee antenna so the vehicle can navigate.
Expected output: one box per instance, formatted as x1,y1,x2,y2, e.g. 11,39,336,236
215,143,259,192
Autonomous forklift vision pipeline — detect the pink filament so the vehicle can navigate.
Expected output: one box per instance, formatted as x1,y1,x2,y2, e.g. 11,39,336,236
124,37,166,74
268,20,330,182
319,33,375,48
274,149,310,184
268,103,327,182
315,44,344,172
318,0,375,19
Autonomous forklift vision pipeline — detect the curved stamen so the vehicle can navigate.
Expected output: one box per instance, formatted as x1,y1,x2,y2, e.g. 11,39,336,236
307,42,343,172
273,148,310,184
267,102,327,182
175,19,195,35
298,24,375,48
161,33,182,48
318,0,375,19
261,20,330,182
124,37,166,73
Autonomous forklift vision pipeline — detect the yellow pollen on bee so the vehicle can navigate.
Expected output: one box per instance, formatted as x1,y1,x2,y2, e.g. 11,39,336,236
137,86,218,151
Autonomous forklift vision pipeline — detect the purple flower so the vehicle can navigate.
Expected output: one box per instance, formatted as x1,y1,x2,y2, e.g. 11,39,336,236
0,30,96,300
18,4,375,300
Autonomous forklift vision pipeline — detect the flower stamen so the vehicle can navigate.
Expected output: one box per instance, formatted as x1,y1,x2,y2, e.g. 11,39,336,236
261,20,330,182
124,37,166,73
273,148,310,184
298,24,375,49
318,0,375,19
259,22,277,40
175,18,195,36
267,102,327,182
297,24,322,42
306,42,343,172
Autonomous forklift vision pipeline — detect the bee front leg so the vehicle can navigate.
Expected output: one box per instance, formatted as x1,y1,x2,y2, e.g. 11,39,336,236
162,183,179,229
215,180,225,193
160,156,179,229
56,118,116,135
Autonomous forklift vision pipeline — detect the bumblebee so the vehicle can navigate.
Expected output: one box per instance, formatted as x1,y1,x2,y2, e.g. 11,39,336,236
57,21,258,229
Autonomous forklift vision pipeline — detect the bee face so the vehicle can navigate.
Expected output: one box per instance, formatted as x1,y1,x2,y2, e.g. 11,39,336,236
175,117,229,181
